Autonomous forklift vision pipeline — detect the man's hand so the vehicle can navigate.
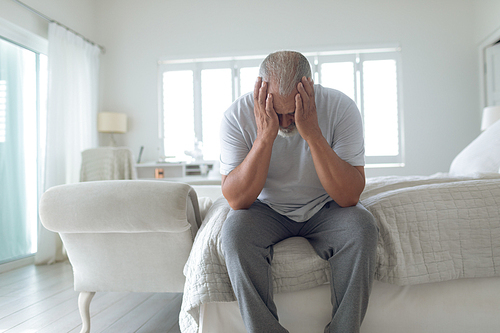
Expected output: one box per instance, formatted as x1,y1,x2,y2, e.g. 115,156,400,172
295,77,322,142
294,77,365,207
254,77,279,143
221,77,278,210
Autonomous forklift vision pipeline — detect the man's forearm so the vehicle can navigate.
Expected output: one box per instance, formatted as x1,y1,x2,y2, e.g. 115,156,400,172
293,76,364,206
222,138,274,210
307,136,365,207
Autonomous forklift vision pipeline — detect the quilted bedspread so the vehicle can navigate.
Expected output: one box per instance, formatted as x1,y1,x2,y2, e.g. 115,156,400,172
180,174,500,333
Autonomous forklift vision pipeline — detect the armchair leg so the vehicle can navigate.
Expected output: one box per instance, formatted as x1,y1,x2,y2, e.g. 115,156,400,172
78,291,96,333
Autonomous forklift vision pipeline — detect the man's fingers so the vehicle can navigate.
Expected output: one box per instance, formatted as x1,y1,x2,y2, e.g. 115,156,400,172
253,77,262,104
297,81,306,95
302,76,314,96
295,93,303,116
297,77,316,114
297,82,310,107
266,93,275,117
254,77,267,110
258,81,267,108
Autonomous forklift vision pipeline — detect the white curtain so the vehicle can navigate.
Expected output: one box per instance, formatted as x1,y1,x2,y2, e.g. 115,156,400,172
35,22,100,265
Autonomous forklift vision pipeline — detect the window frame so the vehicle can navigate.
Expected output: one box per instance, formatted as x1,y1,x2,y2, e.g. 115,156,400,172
158,56,263,160
158,46,404,167
0,17,48,261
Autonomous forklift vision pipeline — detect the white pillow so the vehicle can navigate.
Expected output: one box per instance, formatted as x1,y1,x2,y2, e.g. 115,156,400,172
449,119,500,176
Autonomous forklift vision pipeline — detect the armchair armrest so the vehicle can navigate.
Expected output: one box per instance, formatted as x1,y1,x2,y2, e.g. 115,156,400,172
40,180,202,236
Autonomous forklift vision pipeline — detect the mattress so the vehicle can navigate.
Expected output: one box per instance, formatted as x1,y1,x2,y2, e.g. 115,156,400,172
199,276,500,333
181,174,500,332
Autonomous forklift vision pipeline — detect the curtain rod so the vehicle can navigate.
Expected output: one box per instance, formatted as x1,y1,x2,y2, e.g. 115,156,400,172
11,0,106,54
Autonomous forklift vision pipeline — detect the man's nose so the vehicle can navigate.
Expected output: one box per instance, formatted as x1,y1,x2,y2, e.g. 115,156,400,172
280,114,295,128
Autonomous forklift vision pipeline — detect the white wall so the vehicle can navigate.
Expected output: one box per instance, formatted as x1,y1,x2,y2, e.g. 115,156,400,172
1,0,498,178
0,0,97,40
94,0,480,177
474,0,500,45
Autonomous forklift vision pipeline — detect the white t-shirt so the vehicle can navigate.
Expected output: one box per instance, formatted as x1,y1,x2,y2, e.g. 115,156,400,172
219,84,365,222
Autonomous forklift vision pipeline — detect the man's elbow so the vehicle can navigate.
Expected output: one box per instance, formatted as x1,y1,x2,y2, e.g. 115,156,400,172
226,198,252,210
337,199,359,208
335,194,361,208
222,188,253,210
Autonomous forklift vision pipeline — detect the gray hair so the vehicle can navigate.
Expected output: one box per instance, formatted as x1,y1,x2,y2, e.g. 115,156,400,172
259,50,312,96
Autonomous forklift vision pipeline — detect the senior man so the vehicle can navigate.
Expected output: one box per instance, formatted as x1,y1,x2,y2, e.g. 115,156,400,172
219,50,378,333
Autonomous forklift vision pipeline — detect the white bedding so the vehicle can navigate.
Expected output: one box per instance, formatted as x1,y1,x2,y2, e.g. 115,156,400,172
365,174,500,285
180,174,500,333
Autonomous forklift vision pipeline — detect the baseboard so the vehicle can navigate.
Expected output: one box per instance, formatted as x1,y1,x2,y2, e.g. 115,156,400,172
0,255,35,274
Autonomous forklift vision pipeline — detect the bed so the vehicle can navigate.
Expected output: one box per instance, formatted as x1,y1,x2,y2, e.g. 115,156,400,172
180,120,500,333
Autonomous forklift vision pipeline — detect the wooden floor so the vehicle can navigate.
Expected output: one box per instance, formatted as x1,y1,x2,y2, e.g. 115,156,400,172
0,261,182,333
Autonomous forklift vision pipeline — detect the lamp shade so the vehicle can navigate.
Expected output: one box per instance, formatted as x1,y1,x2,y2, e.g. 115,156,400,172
98,112,127,133
481,106,500,131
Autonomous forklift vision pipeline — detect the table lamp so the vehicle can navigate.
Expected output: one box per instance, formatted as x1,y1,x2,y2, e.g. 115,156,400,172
98,112,127,146
481,106,500,131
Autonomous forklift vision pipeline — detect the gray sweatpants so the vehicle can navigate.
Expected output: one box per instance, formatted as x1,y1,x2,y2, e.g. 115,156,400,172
221,200,378,333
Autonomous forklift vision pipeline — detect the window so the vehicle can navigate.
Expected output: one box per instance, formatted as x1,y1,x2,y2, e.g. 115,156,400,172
159,57,262,161
159,47,403,167
312,50,404,166
0,80,6,142
0,23,48,263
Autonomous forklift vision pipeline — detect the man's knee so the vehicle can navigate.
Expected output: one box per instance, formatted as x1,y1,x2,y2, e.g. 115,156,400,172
221,208,266,256
221,211,247,255
344,205,378,251
357,207,378,253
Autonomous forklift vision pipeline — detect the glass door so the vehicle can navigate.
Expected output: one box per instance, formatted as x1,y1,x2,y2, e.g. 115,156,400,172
0,36,47,263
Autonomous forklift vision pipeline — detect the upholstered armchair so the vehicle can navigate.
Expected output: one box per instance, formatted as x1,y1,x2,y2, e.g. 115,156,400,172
39,180,204,333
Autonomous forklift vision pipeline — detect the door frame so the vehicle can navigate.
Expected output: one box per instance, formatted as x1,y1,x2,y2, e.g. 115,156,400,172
479,26,500,111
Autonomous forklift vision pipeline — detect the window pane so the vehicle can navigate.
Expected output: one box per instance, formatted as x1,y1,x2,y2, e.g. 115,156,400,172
239,67,259,97
0,80,5,143
163,70,194,160
363,59,399,156
320,62,355,101
21,49,38,256
202,68,233,160
0,37,42,262
35,53,48,253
